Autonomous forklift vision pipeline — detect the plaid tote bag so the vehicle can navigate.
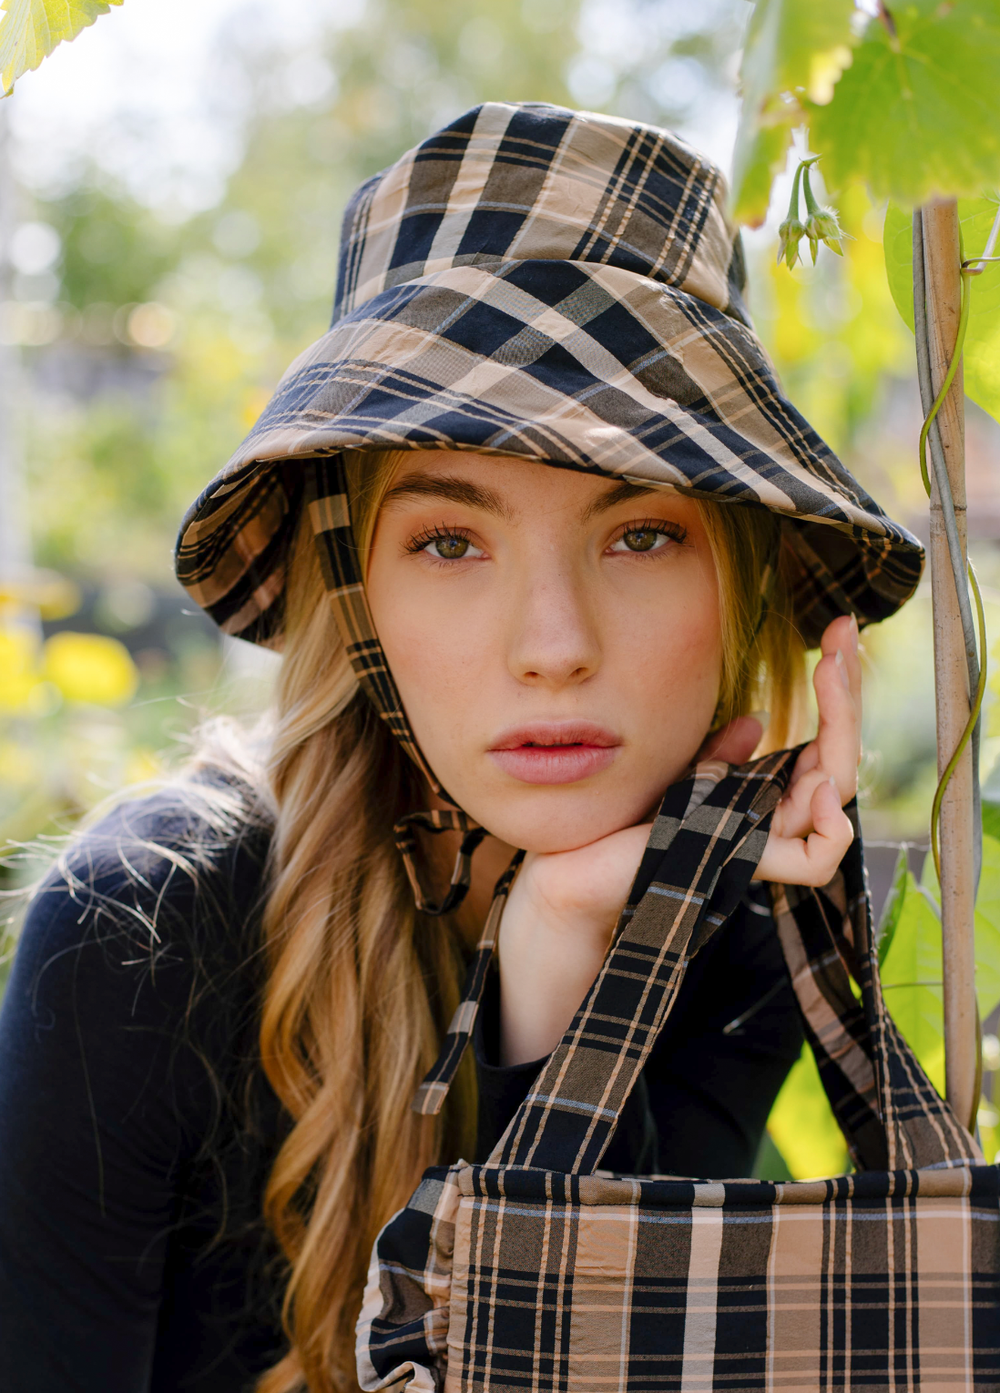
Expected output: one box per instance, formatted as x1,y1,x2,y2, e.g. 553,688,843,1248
356,751,999,1393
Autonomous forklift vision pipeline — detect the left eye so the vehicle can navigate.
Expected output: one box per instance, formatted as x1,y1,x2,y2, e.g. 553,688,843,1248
609,528,672,554
422,533,484,560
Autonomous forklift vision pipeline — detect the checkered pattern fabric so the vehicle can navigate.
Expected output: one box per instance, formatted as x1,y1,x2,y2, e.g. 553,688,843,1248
356,754,992,1393
175,101,924,685
413,849,524,1118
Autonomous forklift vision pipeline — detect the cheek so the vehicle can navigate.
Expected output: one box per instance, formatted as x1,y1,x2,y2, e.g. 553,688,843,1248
612,564,722,717
366,565,495,759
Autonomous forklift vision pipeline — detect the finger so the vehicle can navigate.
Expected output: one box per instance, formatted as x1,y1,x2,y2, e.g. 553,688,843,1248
770,765,829,840
695,714,764,767
819,614,862,724
786,738,819,789
812,646,860,804
753,777,855,886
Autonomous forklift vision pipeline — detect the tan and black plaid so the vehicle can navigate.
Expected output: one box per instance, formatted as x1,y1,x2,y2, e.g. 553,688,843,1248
356,754,995,1393
175,101,924,693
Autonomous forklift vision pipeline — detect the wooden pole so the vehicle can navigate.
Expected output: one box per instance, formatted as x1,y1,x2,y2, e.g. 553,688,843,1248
921,199,979,1130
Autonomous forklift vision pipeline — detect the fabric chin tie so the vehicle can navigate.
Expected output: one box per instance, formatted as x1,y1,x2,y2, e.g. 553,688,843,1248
393,809,490,916
412,846,525,1116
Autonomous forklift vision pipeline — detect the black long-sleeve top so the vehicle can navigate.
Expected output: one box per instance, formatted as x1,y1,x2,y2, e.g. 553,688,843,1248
0,777,803,1391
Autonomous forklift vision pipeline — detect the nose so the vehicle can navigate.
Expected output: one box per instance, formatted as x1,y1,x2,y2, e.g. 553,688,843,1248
505,551,601,688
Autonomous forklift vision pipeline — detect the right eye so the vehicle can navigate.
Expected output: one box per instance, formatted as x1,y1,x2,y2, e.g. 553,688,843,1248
411,530,486,561
427,534,471,560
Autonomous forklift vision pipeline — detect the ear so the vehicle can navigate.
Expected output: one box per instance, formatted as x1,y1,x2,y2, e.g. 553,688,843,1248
694,713,765,768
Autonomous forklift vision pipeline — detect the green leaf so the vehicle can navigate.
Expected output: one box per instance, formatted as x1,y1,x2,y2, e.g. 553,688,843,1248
732,0,857,223
883,202,915,332
984,798,1000,844
884,196,1000,428
879,866,946,1095
876,843,909,967
809,0,1000,206
0,0,124,97
732,123,793,229
882,836,1000,1091
765,1042,850,1180
751,1127,794,1183
970,832,1000,1021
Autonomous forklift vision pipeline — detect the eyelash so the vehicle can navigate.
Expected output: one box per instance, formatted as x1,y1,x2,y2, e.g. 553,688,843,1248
404,526,474,556
613,518,687,548
404,519,688,558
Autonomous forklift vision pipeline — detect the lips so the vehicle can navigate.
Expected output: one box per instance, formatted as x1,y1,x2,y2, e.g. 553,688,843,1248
486,721,621,785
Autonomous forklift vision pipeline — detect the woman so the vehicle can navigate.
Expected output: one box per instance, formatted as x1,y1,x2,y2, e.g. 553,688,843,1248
0,103,922,1393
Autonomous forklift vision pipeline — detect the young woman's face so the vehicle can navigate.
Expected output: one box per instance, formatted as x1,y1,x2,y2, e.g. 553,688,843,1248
366,451,722,853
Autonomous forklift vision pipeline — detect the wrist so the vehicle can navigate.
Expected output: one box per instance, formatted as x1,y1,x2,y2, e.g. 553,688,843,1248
496,866,617,1066
506,856,618,949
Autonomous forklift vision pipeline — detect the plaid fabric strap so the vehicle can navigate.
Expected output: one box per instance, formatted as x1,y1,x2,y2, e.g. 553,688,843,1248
772,834,980,1171
304,454,446,795
486,755,979,1177
394,811,487,916
490,751,794,1175
413,850,525,1116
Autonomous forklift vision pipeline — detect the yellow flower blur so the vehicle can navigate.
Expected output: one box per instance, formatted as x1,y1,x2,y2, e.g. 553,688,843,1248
42,631,139,707
0,626,43,712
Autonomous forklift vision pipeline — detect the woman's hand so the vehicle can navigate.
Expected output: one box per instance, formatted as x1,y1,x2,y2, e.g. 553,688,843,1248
496,614,861,1065
497,819,652,1064
751,612,860,887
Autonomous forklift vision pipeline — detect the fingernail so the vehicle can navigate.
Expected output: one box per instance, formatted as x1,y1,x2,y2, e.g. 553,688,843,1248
835,649,850,689
749,709,770,731
849,614,859,653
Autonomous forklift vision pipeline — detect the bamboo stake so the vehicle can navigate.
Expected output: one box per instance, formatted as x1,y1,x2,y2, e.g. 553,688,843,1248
920,199,978,1130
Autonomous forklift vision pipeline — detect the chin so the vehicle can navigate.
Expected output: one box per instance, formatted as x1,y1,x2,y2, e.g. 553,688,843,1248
466,789,651,855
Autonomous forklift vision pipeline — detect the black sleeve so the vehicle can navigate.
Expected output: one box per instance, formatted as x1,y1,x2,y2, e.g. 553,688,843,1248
472,886,801,1179
0,788,270,1392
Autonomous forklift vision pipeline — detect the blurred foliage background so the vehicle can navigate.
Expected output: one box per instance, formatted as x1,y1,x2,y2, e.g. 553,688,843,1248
2,0,1000,1175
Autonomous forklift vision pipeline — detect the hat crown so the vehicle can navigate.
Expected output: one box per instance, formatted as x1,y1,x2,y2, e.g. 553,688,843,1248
333,101,748,325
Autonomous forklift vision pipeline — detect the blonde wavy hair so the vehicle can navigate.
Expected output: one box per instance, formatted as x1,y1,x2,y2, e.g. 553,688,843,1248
257,450,807,1393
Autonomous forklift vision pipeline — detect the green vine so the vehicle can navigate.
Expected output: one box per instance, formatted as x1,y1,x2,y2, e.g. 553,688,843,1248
920,242,1000,881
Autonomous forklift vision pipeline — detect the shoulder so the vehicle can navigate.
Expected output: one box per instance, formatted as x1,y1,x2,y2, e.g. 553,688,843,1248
0,774,278,1254
10,770,274,1031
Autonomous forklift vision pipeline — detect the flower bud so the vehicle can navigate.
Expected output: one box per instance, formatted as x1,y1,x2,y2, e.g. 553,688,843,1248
777,216,807,269
805,206,845,256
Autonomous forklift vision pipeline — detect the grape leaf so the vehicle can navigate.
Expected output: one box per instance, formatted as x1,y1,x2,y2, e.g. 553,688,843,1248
876,843,909,967
809,0,1000,206
764,1043,850,1180
984,797,1000,844
896,832,1000,1032
970,832,1000,1021
0,0,124,97
884,196,1000,427
880,867,946,1095
731,0,857,224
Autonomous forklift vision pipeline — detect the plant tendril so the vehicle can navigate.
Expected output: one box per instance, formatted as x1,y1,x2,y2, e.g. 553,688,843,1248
921,250,993,881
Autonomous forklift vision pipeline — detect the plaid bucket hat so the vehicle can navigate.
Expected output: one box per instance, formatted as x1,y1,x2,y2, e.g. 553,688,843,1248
175,100,923,857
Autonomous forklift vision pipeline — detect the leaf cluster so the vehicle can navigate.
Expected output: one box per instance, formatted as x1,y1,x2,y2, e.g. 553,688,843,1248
883,196,1000,428
0,0,123,97
734,0,1000,223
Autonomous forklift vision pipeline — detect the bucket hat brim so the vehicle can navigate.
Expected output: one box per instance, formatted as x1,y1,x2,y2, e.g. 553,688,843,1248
177,254,922,651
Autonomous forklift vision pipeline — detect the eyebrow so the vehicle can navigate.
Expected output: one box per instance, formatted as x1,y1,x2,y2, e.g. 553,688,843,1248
582,479,659,520
382,473,514,520
382,470,660,522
